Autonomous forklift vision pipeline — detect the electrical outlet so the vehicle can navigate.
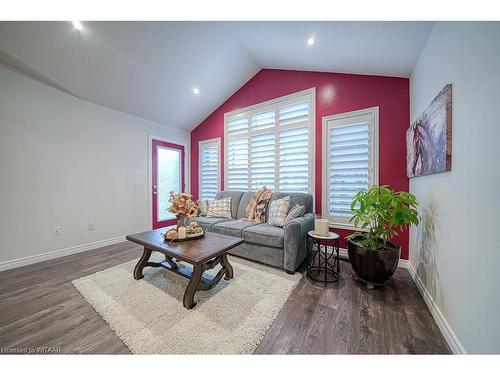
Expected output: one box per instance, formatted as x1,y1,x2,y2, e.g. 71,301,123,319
87,222,96,231
52,226,61,236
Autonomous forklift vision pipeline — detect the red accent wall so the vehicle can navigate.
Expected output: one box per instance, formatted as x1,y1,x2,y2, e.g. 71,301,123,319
190,69,410,259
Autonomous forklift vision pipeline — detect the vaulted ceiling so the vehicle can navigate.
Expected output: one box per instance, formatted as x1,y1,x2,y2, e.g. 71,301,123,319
0,21,434,131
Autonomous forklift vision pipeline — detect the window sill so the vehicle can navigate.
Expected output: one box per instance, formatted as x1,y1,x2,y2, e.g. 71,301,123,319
328,222,369,232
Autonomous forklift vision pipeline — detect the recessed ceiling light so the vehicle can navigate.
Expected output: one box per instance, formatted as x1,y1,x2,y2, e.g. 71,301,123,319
307,36,315,46
193,87,200,95
72,21,83,31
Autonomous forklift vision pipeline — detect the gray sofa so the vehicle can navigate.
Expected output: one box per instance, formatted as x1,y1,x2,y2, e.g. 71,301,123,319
195,191,315,273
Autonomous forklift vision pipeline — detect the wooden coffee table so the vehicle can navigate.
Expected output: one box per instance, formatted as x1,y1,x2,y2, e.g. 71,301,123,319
126,228,243,309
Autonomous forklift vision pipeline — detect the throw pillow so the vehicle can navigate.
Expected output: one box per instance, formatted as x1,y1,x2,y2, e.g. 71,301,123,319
283,204,305,226
199,200,209,216
207,197,232,219
267,196,290,227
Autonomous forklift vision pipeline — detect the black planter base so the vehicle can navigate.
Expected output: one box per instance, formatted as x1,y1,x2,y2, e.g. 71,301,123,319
351,271,387,289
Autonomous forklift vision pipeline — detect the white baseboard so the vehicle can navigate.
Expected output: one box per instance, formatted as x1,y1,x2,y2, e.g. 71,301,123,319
407,262,466,354
0,236,126,272
397,258,409,269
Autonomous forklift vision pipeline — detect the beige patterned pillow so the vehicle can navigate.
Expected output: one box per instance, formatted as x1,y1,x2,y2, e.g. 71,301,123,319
207,197,232,219
267,196,290,227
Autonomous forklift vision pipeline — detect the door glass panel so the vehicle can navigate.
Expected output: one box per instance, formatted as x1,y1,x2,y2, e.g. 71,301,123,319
157,147,181,222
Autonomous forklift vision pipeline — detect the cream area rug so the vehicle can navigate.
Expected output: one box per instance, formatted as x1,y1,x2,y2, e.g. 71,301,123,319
72,254,301,354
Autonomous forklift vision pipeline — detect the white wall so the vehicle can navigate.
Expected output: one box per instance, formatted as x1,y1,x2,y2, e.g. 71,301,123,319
409,22,500,354
0,64,190,269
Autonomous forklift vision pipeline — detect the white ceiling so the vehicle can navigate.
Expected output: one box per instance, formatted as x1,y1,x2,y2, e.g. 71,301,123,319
0,21,434,131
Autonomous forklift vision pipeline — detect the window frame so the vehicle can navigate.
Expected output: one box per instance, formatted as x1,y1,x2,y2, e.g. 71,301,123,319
198,137,221,200
322,106,379,230
223,88,316,196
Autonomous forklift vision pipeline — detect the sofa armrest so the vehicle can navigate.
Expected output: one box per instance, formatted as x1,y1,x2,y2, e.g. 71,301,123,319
283,212,315,272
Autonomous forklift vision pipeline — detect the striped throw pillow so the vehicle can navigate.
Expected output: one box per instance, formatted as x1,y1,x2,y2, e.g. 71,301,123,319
283,205,305,226
207,197,232,219
267,196,290,227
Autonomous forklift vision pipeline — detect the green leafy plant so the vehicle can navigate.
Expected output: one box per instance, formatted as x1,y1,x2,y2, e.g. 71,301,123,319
347,185,419,251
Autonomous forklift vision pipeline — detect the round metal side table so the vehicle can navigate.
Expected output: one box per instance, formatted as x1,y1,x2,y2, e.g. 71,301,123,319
307,231,340,283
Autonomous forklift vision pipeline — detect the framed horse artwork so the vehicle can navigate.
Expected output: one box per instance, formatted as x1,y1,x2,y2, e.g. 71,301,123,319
407,84,452,178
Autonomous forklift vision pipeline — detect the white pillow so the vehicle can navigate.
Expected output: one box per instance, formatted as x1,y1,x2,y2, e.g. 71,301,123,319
267,196,290,227
199,200,209,216
207,197,232,219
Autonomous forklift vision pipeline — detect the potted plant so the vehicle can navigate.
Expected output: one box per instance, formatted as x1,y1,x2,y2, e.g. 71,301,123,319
347,185,419,288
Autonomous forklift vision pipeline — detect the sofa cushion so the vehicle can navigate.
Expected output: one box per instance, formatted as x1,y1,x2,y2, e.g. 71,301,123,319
212,220,260,237
242,223,285,248
194,216,232,231
215,191,244,219
236,192,255,219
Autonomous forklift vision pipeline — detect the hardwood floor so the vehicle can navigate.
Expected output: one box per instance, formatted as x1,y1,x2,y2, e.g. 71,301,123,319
256,260,450,354
0,242,450,354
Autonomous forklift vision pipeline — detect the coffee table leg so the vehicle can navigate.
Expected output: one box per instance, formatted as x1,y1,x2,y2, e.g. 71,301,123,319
133,247,152,280
164,255,178,270
221,253,234,280
183,264,203,309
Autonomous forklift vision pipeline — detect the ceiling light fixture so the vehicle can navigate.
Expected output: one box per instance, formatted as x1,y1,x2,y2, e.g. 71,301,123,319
72,21,83,31
193,87,200,95
307,36,315,46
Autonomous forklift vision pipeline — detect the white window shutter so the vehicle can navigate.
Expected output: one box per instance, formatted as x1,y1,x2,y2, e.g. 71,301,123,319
323,107,378,227
224,90,314,194
199,140,220,200
227,116,249,136
330,123,369,218
279,126,309,192
279,101,309,127
251,132,276,190
226,138,249,190
251,110,275,131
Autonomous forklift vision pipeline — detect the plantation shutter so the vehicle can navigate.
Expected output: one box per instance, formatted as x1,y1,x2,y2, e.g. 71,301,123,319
278,127,309,192
199,140,220,200
226,116,249,190
226,138,249,190
225,90,313,193
324,107,378,226
329,123,369,218
278,102,310,193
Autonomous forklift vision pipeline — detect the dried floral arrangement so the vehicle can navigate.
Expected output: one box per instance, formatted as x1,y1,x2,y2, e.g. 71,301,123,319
168,191,199,218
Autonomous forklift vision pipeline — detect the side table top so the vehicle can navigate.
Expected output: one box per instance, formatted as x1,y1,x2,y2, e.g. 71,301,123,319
308,230,340,240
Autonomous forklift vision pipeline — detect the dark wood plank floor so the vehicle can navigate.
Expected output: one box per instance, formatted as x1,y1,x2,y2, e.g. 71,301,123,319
0,242,450,354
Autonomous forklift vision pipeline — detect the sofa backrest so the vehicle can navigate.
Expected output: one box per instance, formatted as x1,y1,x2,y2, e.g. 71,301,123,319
236,191,255,219
216,190,314,220
269,192,314,214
